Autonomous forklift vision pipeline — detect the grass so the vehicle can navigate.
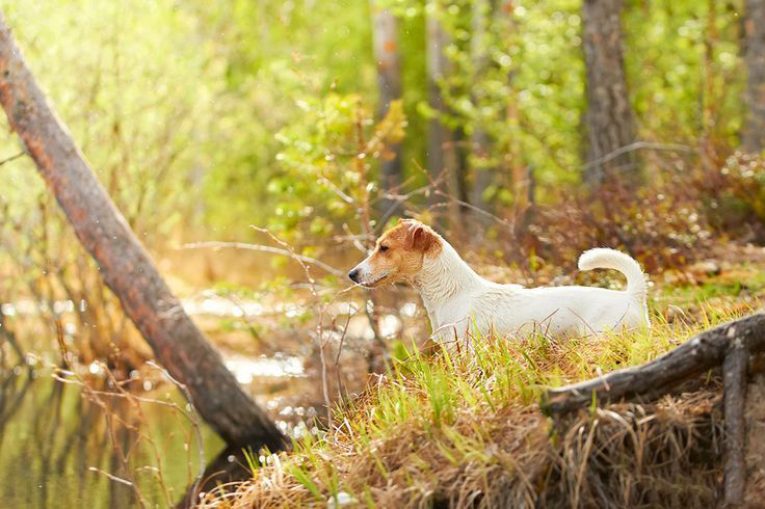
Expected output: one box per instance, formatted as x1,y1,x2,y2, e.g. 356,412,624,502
199,272,761,508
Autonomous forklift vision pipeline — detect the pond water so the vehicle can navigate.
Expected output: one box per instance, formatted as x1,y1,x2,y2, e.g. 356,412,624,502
0,297,323,509
0,355,319,508
0,367,221,508
0,292,412,508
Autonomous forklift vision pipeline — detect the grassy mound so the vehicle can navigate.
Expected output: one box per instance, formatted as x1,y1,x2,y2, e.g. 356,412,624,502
197,297,746,509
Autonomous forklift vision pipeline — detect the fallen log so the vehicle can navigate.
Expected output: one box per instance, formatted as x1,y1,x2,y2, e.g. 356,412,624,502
543,313,765,505
541,313,765,414
0,12,287,451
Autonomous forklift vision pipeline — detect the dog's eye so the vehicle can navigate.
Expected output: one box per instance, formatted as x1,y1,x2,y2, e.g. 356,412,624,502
379,245,389,253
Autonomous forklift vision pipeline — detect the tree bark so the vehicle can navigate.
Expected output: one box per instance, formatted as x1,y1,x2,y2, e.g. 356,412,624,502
371,2,404,217
581,0,637,185
743,0,765,153
0,12,287,451
426,1,463,231
744,373,765,505
542,313,765,414
723,339,748,507
468,0,494,220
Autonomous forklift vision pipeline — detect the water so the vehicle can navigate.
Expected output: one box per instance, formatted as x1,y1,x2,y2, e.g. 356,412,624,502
0,333,312,508
0,368,222,508
225,354,305,383
0,294,413,508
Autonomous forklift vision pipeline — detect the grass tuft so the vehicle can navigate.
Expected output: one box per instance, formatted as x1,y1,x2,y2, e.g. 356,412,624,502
199,291,756,508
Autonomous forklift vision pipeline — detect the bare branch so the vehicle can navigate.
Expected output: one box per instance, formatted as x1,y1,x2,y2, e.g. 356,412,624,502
182,240,344,277
0,150,24,167
581,141,696,173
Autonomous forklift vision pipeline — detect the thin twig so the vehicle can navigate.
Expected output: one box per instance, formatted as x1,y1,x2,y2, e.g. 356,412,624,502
374,176,428,228
581,141,696,172
182,241,344,277
433,189,514,229
340,223,370,253
88,467,135,487
146,361,207,505
250,226,335,428
334,312,352,401
0,151,24,167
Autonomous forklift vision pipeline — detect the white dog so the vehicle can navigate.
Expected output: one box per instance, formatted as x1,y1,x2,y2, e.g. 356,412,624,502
348,219,649,341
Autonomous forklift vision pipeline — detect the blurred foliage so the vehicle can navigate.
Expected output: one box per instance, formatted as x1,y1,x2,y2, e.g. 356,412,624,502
0,0,755,227
0,0,752,240
707,152,765,238
269,95,406,242
625,0,743,148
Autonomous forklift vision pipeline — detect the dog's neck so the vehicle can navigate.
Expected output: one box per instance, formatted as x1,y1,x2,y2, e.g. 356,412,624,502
411,239,484,325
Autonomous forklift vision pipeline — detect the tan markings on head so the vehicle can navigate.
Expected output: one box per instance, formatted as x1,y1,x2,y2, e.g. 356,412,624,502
362,219,442,286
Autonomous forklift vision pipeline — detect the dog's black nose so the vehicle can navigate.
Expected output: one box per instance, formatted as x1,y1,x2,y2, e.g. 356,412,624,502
348,268,360,282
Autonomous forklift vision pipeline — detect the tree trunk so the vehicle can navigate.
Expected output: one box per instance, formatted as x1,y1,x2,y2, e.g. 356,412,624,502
581,0,637,185
722,339,748,507
426,1,463,231
743,0,765,153
371,2,404,217
745,373,765,505
0,13,287,451
468,0,494,220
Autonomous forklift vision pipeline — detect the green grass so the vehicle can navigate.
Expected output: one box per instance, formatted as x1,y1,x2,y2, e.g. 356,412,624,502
200,278,759,508
658,263,765,307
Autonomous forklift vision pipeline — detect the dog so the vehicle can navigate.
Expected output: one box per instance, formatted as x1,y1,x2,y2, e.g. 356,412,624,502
348,219,649,342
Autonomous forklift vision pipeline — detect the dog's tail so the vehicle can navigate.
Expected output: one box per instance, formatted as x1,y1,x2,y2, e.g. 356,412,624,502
578,248,647,300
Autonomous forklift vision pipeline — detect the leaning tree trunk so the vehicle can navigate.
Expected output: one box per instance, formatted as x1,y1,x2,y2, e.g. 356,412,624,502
371,2,404,217
426,1,463,231
581,0,637,185
743,0,765,153
0,13,287,451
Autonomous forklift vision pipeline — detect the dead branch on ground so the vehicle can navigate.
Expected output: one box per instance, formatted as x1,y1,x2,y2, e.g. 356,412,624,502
542,312,765,505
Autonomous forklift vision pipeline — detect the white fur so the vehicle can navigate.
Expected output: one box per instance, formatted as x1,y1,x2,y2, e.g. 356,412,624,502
407,239,648,342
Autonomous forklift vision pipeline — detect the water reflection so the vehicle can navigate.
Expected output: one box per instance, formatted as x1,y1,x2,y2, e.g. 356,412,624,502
224,354,305,384
0,368,222,509
0,294,417,507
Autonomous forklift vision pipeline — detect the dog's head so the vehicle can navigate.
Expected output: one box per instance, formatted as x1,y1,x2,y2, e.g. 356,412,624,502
348,219,442,287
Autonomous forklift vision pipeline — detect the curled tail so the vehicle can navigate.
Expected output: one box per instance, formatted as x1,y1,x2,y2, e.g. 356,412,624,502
578,248,647,300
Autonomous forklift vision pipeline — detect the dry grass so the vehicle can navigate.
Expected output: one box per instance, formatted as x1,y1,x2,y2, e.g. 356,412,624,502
540,391,722,508
197,271,764,509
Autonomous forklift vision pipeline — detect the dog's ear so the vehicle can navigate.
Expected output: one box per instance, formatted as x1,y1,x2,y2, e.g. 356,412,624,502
408,223,438,253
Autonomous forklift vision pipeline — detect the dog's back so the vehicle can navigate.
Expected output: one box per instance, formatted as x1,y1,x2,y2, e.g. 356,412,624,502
464,248,649,338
